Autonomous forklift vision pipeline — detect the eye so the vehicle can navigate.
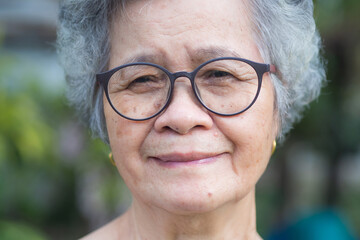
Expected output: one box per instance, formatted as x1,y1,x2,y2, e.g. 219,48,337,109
131,76,153,84
201,70,236,84
126,74,167,94
207,70,232,78
127,75,156,91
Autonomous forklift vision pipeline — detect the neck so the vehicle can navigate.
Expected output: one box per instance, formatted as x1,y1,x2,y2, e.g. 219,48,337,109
126,189,261,240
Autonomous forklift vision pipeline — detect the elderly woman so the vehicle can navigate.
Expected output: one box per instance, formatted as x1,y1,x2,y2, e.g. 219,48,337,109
57,0,325,239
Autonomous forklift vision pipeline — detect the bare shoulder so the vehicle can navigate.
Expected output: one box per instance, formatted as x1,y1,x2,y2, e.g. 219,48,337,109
80,212,130,240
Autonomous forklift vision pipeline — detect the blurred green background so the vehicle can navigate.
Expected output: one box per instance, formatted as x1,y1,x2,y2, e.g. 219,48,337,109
0,0,359,239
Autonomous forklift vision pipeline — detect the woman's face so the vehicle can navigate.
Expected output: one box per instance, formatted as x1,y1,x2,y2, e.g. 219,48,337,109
105,0,278,214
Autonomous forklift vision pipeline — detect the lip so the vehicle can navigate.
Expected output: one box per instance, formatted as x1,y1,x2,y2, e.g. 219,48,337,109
149,152,224,168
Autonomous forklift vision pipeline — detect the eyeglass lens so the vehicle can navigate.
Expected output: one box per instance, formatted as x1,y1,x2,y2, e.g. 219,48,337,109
106,59,259,120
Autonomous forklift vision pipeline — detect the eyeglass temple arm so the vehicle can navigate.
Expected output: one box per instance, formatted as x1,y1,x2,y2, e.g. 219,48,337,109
269,64,277,74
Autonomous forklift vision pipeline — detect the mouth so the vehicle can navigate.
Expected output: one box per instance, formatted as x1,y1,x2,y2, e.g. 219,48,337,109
149,152,225,168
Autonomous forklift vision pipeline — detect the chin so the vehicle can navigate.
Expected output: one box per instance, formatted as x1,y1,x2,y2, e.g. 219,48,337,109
161,195,222,215
149,181,247,215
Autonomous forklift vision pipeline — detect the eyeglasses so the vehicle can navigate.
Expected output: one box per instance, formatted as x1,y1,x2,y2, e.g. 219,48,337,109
96,57,275,121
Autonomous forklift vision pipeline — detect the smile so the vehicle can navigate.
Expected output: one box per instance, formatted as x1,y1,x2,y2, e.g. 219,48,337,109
150,152,225,168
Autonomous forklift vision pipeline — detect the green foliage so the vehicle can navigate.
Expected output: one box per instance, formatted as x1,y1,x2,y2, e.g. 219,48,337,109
0,220,47,240
0,50,124,238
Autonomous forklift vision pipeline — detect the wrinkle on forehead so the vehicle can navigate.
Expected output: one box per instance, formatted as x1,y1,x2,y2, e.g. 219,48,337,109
109,0,260,68
115,0,170,23
114,0,251,26
111,45,247,70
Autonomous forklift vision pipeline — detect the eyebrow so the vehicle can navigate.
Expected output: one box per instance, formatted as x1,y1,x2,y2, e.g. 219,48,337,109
118,46,245,66
191,46,244,61
120,53,163,65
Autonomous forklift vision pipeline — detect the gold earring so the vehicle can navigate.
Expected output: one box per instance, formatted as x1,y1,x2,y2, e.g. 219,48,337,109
271,140,277,155
109,152,116,166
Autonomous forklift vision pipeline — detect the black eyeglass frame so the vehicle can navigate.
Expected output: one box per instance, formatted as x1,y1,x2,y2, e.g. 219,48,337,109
96,57,276,121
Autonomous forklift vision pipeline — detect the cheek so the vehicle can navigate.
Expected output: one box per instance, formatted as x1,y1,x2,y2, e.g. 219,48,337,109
212,85,276,177
220,115,273,191
104,102,150,151
216,113,273,162
104,103,153,182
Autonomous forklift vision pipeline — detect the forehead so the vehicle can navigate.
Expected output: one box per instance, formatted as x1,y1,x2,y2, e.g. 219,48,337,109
109,0,260,68
117,0,250,18
113,0,251,31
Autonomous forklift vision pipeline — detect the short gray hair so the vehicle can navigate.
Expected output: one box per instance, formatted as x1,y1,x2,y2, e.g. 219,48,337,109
57,0,326,143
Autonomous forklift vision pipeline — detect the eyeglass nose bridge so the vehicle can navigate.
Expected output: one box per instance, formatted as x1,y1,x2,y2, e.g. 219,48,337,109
171,71,195,82
165,70,202,109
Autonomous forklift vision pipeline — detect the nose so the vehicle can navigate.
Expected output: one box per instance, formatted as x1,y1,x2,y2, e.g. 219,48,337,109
153,79,213,134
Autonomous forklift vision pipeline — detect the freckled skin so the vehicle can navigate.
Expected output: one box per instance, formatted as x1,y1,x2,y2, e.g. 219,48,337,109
88,0,279,239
